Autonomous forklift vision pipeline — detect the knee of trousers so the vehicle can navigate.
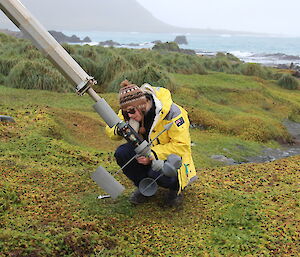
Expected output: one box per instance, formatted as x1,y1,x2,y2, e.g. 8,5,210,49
114,143,135,163
148,169,179,190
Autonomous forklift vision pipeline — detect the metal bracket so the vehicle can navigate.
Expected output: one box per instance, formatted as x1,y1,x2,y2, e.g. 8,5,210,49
76,76,97,96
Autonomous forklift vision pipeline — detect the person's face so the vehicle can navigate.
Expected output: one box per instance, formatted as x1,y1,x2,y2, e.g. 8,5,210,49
125,106,142,122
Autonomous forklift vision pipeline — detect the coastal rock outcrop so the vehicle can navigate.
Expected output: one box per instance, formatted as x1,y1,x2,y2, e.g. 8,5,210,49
151,40,162,44
0,29,91,43
98,40,121,47
152,41,195,55
48,30,91,43
174,35,188,45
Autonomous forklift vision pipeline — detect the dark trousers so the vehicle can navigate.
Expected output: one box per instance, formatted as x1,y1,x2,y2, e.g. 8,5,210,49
114,143,179,191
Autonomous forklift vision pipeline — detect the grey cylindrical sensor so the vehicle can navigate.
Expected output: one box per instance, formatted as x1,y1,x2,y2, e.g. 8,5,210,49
134,140,151,156
91,166,125,199
139,178,158,196
93,98,122,128
162,154,182,177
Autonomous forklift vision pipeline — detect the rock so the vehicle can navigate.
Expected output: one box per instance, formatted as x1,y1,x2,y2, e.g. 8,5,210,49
174,35,188,45
151,40,162,44
48,30,91,43
69,34,81,42
190,123,207,130
98,40,121,47
1,29,91,44
210,155,236,165
277,64,290,69
0,115,15,122
152,41,195,55
292,70,300,78
267,155,276,162
127,43,140,47
82,36,92,43
282,152,290,157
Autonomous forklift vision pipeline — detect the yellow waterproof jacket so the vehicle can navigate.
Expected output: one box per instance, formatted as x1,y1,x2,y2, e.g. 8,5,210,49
105,84,197,192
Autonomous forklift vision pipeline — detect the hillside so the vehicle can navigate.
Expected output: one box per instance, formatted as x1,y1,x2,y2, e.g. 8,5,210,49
0,0,181,32
1,0,248,34
0,34,300,255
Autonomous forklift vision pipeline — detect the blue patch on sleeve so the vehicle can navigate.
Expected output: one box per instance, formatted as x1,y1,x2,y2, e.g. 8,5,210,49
175,117,185,127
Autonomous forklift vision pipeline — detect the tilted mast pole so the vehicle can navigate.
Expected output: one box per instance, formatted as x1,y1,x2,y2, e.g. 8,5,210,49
0,0,100,101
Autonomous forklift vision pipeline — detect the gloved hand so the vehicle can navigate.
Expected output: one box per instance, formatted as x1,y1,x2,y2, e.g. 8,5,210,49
136,155,152,165
151,159,164,171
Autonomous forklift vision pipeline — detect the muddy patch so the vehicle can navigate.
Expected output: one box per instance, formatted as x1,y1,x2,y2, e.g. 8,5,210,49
246,120,300,163
208,120,300,165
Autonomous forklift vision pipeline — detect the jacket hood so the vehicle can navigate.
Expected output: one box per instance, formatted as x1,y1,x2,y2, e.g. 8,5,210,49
141,84,173,120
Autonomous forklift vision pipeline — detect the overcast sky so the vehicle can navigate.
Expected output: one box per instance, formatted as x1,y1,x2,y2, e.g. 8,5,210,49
136,0,300,37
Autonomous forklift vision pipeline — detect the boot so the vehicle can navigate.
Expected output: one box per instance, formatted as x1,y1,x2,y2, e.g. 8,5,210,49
164,189,183,207
129,188,148,205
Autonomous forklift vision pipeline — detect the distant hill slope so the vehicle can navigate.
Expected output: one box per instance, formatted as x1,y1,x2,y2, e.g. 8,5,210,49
0,0,247,34
0,0,179,32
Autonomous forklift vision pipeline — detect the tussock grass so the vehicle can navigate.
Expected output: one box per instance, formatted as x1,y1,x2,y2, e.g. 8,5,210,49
0,73,5,84
108,63,176,92
0,57,20,76
240,63,274,79
6,59,72,92
100,54,133,87
23,49,43,59
0,32,283,93
0,32,17,43
61,43,77,55
76,45,98,60
117,49,149,69
211,59,233,73
278,73,299,90
71,54,102,82
152,41,181,52
173,72,300,142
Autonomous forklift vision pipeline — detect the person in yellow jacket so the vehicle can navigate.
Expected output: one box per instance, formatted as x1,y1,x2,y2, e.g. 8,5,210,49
106,80,197,207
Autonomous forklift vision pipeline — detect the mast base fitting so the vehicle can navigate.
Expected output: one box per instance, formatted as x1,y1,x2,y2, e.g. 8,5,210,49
76,77,97,96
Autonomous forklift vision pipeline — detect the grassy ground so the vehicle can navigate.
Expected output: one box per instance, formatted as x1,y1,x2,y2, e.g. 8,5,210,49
1,33,299,255
1,72,300,256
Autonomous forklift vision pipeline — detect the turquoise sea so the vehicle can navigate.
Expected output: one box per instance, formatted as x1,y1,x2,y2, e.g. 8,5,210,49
63,31,300,66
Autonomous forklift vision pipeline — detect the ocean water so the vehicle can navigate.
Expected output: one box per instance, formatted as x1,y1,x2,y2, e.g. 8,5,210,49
63,31,300,66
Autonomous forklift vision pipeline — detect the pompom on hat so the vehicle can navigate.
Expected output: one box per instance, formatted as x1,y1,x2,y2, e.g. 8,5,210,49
119,80,147,111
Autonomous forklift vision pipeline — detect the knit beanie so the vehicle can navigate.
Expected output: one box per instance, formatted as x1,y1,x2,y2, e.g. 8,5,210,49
119,80,147,111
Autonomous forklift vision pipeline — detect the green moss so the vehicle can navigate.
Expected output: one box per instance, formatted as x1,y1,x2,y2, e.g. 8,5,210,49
0,86,299,256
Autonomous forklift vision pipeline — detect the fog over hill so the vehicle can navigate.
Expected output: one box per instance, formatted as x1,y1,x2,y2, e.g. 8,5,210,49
0,0,247,34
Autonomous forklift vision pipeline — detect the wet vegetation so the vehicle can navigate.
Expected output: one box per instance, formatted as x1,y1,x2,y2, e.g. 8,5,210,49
2,33,299,94
1,32,300,256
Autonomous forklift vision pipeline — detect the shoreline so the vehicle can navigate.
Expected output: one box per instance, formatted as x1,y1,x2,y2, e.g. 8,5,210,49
88,40,300,68
2,28,300,67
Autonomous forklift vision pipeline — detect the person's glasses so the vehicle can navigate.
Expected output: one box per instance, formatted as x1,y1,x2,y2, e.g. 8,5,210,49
126,108,136,115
